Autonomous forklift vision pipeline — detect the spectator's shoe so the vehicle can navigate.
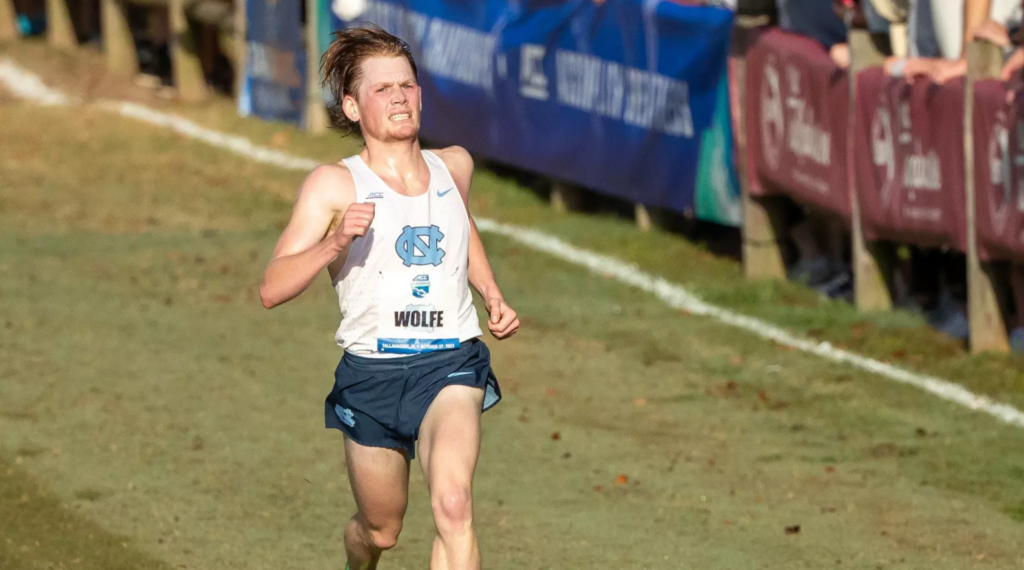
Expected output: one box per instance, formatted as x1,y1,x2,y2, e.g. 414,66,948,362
788,257,835,287
814,270,853,303
1010,328,1024,353
936,309,970,341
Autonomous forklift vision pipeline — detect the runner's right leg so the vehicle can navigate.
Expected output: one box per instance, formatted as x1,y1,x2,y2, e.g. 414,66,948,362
343,437,410,570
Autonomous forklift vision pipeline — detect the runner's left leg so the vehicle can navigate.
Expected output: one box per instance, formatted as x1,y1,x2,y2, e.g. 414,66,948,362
417,385,485,570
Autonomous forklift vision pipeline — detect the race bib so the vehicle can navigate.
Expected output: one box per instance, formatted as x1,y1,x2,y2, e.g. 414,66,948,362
376,270,461,354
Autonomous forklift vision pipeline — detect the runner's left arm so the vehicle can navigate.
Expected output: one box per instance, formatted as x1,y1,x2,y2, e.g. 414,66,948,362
439,147,520,340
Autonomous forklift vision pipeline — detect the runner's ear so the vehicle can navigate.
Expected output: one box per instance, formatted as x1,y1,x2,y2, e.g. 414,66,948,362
343,94,360,123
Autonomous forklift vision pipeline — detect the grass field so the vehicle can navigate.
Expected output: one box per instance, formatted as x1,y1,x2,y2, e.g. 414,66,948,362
2,40,1024,569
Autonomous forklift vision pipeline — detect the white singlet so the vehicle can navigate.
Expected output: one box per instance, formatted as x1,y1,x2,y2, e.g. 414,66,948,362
333,150,483,358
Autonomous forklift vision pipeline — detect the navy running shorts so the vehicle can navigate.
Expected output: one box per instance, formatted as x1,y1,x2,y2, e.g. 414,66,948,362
324,339,501,459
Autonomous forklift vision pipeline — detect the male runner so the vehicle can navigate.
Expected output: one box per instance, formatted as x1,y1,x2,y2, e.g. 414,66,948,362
258,26,519,570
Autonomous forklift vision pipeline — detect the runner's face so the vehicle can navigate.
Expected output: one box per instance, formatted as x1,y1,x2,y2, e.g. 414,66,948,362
353,56,421,142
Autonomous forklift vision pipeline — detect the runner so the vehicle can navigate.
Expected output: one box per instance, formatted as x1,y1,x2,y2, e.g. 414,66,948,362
258,25,519,570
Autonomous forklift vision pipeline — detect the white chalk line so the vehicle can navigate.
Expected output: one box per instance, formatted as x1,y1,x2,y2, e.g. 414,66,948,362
2,57,1022,429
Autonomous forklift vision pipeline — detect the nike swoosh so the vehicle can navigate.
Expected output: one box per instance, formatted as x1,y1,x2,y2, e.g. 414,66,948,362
437,187,455,197
447,371,474,378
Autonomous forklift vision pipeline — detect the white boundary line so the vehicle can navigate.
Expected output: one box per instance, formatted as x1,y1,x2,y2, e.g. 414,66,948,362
3,58,1023,428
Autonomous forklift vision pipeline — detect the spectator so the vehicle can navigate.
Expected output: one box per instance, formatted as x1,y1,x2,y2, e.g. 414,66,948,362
864,0,911,57
776,0,848,49
886,0,1022,83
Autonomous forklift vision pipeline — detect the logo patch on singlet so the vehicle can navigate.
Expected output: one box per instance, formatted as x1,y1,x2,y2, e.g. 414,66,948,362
411,274,430,298
366,192,385,200
395,225,445,267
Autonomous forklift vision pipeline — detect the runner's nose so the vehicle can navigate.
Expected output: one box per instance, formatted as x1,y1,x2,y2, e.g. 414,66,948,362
390,86,406,104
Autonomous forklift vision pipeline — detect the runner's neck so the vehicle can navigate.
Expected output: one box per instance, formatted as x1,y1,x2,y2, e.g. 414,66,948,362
359,139,429,197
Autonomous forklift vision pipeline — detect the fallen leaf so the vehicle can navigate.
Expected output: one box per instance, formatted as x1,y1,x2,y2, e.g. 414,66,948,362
614,474,629,485
269,131,290,147
757,390,769,403
784,524,801,535
825,465,836,473
551,432,561,441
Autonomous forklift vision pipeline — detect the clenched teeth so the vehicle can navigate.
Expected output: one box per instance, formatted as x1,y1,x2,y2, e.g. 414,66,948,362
389,113,410,121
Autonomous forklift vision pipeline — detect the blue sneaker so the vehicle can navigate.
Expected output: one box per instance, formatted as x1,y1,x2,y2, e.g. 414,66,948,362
788,257,835,287
936,309,970,341
1009,327,1024,352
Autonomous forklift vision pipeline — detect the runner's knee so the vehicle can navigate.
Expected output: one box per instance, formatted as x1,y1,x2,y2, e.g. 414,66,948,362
432,486,472,533
367,522,402,551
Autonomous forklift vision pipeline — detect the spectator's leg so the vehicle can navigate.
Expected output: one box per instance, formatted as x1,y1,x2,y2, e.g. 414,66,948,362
936,253,970,340
911,247,941,314
1009,264,1024,350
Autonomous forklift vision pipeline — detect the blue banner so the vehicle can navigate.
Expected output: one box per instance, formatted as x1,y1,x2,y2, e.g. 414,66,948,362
240,0,306,125
330,0,739,223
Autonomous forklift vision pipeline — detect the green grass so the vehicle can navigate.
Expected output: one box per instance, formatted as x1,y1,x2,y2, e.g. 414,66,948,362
2,40,1024,569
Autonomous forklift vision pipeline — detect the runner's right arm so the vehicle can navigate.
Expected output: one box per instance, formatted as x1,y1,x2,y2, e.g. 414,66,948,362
259,164,372,309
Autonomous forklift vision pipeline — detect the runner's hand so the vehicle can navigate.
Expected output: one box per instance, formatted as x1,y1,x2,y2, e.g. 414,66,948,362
333,202,375,249
486,298,519,340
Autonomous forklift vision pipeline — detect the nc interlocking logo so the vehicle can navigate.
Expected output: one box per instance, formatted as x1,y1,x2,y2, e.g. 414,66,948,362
396,225,446,267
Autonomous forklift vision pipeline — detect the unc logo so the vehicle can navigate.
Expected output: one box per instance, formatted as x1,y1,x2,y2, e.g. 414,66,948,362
396,225,446,267
334,405,356,427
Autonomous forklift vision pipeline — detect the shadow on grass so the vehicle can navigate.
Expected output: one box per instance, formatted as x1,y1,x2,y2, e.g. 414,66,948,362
0,455,170,570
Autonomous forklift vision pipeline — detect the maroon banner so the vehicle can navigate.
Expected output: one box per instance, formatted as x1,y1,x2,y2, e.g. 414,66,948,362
745,28,851,220
853,68,967,251
973,79,1024,261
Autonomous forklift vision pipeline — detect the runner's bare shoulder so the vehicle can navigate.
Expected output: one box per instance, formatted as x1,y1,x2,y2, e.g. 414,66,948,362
298,162,358,214
432,146,474,197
